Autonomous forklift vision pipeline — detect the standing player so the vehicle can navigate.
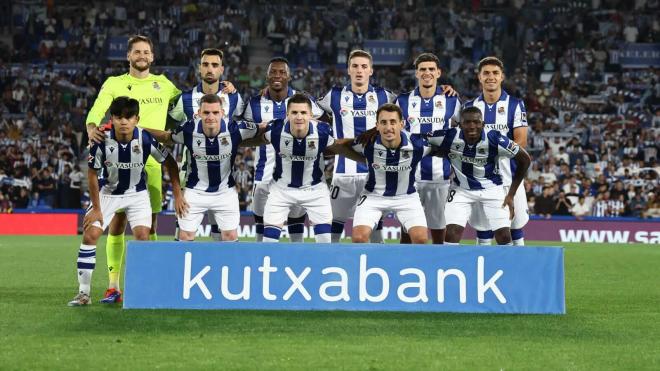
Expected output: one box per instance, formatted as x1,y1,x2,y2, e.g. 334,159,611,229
169,48,244,241
464,57,529,245
248,94,364,243
318,50,396,243
69,97,185,306
350,104,431,244
147,94,261,241
85,35,181,303
242,57,324,242
427,106,531,244
395,53,460,244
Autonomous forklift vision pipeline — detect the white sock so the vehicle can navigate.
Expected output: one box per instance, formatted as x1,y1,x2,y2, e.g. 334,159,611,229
315,233,331,243
289,233,304,243
513,238,525,246
77,244,96,295
477,238,492,246
262,236,279,243
445,242,459,245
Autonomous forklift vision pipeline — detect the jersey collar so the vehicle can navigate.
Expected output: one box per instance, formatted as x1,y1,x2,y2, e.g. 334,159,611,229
478,89,509,103
413,86,443,98
265,86,294,102
109,126,139,142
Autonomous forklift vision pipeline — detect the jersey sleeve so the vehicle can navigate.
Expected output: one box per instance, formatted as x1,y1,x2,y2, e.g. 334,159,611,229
232,94,246,120
86,77,117,125
513,99,528,128
425,129,449,148
263,122,274,143
168,95,186,123
237,120,259,140
310,98,325,119
351,138,365,155
87,143,104,170
317,90,332,113
490,131,520,158
450,98,462,127
147,133,171,163
411,134,432,156
385,89,397,103
318,123,335,147
171,120,193,144
165,78,182,105
242,98,256,122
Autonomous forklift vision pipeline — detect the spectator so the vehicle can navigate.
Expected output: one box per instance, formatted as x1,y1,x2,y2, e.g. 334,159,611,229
571,196,591,220
534,187,555,219
554,191,573,216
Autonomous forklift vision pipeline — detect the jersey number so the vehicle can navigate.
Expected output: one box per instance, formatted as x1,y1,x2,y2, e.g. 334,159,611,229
330,185,340,199
446,190,456,203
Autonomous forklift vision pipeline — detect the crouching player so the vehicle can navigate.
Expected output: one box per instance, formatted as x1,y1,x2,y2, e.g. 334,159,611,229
246,93,365,243
68,97,186,306
146,94,264,241
351,104,433,244
428,106,531,244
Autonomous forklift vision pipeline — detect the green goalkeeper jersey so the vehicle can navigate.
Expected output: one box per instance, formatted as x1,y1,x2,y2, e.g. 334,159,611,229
86,73,181,130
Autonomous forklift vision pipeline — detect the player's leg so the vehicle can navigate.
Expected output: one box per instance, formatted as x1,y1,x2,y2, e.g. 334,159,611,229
286,209,306,243
418,182,448,244
106,212,127,292
370,218,385,244
351,194,384,243
145,158,162,241
250,182,270,242
394,193,428,244
177,190,206,242
443,187,475,244
481,186,513,245
207,212,221,241
469,206,493,245
213,187,240,242
510,184,529,246
329,176,359,243
299,183,332,243
262,186,292,242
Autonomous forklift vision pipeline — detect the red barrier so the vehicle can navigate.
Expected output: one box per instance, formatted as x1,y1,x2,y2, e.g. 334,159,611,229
0,214,79,235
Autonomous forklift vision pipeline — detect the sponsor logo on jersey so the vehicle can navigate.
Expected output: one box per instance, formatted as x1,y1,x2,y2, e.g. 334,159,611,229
138,97,164,105
193,153,232,161
341,109,376,118
280,153,317,161
105,161,145,169
372,163,412,171
448,153,488,166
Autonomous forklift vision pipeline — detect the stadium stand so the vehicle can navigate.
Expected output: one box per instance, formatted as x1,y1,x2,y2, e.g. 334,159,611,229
0,0,658,218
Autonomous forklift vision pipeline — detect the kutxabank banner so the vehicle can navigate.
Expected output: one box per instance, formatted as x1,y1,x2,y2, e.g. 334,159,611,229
124,243,565,314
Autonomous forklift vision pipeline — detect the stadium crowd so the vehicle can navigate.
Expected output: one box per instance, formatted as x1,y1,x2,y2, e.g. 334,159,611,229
0,0,658,218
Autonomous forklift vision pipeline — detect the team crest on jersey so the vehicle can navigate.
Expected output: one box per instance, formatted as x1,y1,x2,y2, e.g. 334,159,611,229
435,100,443,108
153,82,160,91
498,106,505,115
221,137,229,146
402,150,410,159
368,94,376,104
478,148,486,155
132,144,141,154
308,140,316,150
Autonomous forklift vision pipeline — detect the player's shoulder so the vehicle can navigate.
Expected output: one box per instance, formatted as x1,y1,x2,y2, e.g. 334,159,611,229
397,90,413,100
486,128,504,142
314,120,333,135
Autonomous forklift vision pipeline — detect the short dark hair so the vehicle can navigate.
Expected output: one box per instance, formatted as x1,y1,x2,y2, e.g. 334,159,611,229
286,93,312,111
109,97,140,118
127,35,153,52
477,56,505,73
199,94,222,106
376,103,403,121
267,57,290,75
414,53,441,69
348,49,373,66
201,48,224,61
460,106,483,119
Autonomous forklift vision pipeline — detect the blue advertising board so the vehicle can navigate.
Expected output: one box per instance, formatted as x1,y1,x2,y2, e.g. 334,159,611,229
363,40,409,66
107,36,129,60
124,243,565,314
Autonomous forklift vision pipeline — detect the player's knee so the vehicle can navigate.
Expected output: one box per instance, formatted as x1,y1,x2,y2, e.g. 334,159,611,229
444,224,463,243
108,213,127,235
494,228,512,245
133,227,151,240
221,230,238,241
352,226,371,243
408,227,428,244
178,230,195,241
82,227,102,245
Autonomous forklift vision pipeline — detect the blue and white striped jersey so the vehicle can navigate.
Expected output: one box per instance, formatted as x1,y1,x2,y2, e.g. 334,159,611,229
352,131,430,196
265,119,334,189
170,82,245,123
242,87,324,183
427,128,520,190
318,85,396,176
463,90,527,185
88,127,169,195
396,87,461,183
172,118,258,193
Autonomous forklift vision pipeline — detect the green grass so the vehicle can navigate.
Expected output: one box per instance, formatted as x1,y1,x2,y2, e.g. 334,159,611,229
0,236,658,370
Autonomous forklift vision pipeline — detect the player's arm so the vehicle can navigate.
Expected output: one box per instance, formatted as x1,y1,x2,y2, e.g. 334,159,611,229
221,81,237,94
163,154,188,217
86,80,116,144
325,139,366,163
513,127,528,149
143,127,175,146
504,147,532,219
83,168,103,231
239,122,270,147
512,100,528,148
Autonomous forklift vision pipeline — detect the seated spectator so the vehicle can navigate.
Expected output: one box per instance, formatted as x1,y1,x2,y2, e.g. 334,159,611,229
629,192,647,218
553,191,573,216
534,187,555,219
571,196,591,220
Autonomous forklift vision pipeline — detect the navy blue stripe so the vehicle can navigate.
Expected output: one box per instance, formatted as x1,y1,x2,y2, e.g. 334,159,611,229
364,143,376,192
77,262,95,269
331,88,345,173
507,97,519,176
227,123,243,188
227,92,238,119
398,94,410,130
484,132,500,184
135,130,150,193
185,122,199,188
182,91,194,121
273,100,287,120
271,121,283,182
408,136,424,194
289,136,306,188
205,133,221,192
313,224,332,234
383,145,400,196
78,251,96,258
311,125,329,185
112,139,133,195
461,135,483,190
353,91,368,174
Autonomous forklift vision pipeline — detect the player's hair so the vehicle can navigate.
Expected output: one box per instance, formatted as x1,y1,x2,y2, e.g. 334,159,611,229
376,103,403,121
460,106,484,120
348,49,373,67
267,57,290,76
199,94,222,106
201,48,224,61
127,35,153,52
414,53,441,69
109,96,140,118
477,56,505,73
286,93,312,111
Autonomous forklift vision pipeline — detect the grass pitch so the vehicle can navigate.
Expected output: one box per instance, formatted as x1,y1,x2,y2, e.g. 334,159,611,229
0,236,658,370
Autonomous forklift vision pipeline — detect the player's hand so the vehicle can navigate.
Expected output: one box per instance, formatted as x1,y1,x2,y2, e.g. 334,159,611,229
221,81,237,94
357,127,379,146
87,124,107,145
83,209,103,231
175,195,189,218
440,84,458,97
502,194,515,220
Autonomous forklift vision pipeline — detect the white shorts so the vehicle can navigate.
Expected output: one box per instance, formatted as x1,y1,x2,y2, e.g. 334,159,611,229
468,182,529,230
416,181,449,230
263,182,332,226
447,185,510,231
90,191,152,231
353,192,427,232
250,182,305,219
178,187,240,232
330,175,368,223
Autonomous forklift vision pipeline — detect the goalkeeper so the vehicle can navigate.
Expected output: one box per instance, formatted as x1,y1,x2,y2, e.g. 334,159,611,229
86,35,181,304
